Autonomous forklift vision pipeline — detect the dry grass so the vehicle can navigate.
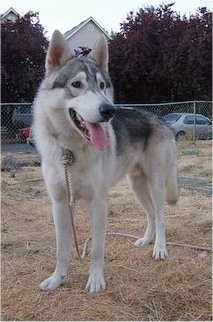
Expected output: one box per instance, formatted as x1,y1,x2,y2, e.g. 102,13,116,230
1,141,212,321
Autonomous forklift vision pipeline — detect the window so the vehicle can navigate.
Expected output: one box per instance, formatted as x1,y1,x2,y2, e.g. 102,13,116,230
195,116,208,125
87,23,94,32
163,114,181,123
184,116,195,124
16,105,32,115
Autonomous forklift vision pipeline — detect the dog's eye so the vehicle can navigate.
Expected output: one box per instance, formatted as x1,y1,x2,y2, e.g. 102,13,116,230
99,82,105,90
72,81,82,89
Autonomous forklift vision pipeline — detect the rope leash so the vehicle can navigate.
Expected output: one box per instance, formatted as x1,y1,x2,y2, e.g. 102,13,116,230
61,149,81,259
61,148,212,260
81,233,212,259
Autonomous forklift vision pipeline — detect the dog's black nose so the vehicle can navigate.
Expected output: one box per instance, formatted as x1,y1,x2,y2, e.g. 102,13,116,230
99,104,115,121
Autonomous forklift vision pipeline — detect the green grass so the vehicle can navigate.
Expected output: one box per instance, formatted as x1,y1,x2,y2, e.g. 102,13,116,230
179,149,203,157
181,165,199,173
1,228,8,233
198,170,212,178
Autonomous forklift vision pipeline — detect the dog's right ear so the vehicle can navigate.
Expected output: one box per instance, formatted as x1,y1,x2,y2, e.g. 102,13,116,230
45,30,72,75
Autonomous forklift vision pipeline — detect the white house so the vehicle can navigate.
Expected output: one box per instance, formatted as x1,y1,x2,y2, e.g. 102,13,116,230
64,16,111,54
1,7,19,23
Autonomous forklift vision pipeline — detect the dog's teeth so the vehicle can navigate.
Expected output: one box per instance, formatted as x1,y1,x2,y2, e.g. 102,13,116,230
76,114,83,122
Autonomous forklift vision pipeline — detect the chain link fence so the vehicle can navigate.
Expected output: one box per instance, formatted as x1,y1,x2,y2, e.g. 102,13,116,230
1,101,212,150
117,101,212,141
116,101,212,118
1,103,32,146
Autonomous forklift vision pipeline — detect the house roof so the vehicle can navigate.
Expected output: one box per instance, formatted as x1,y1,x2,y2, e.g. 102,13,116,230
64,16,111,40
1,7,19,20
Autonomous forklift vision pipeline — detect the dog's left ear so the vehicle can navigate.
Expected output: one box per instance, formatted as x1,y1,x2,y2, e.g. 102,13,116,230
88,35,109,72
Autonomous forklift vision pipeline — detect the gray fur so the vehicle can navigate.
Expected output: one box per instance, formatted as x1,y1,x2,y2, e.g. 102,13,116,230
52,57,112,91
111,108,174,153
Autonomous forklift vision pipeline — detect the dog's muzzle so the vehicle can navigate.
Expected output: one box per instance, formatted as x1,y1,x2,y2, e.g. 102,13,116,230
69,105,115,151
99,104,115,121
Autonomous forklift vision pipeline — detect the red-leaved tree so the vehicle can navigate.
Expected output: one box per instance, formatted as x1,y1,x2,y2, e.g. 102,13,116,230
109,4,212,103
1,11,48,103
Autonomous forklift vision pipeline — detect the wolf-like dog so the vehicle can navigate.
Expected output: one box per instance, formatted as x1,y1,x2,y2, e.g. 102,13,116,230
33,30,179,293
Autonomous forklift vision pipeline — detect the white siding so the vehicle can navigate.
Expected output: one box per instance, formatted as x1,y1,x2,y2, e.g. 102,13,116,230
1,12,18,22
66,21,103,54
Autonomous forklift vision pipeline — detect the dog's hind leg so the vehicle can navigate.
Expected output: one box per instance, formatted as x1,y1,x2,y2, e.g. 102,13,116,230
149,176,168,260
127,173,155,247
85,198,108,293
127,171,168,260
39,200,72,291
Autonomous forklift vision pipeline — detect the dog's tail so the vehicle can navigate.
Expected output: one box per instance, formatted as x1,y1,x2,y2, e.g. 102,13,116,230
166,164,179,205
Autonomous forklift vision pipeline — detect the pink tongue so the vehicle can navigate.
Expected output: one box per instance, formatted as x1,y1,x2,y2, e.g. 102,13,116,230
84,121,109,151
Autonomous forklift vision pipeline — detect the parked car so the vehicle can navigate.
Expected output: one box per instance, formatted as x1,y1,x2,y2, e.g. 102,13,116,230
16,127,30,142
162,113,212,140
26,125,35,147
12,104,32,128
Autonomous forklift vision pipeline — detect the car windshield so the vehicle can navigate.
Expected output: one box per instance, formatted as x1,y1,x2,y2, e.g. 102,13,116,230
163,114,182,123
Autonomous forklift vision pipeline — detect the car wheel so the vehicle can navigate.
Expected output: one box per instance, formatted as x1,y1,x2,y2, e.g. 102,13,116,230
175,131,186,141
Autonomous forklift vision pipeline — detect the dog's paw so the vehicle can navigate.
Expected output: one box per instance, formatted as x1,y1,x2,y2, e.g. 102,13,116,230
85,271,106,293
134,237,152,247
153,245,168,260
39,274,65,291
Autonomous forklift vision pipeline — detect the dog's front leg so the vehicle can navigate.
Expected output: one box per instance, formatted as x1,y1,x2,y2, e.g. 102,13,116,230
39,200,72,291
85,198,108,293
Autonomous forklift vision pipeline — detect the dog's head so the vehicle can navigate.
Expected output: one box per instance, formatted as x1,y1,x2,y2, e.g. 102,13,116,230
45,30,115,151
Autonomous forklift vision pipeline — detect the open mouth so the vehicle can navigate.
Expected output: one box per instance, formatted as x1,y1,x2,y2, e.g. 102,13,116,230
69,108,109,151
69,109,90,141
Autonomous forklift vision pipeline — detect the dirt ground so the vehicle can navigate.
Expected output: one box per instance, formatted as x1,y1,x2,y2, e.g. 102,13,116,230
1,141,212,321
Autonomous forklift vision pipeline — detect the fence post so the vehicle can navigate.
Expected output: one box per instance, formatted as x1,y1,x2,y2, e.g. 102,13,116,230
193,101,196,144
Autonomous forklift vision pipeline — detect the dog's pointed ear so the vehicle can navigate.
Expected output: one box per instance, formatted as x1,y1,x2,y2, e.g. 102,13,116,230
45,30,73,75
88,35,109,72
